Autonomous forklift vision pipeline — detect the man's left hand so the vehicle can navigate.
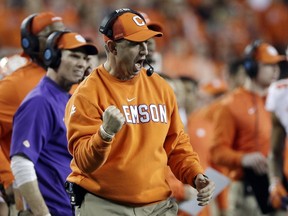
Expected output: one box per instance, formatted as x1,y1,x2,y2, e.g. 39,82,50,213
194,174,215,206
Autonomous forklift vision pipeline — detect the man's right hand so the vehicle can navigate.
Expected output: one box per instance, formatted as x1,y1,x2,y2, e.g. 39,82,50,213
101,105,125,136
269,178,288,209
241,152,267,175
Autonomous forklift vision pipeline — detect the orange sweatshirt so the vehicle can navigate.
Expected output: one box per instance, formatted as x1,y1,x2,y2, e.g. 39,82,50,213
0,62,45,160
210,87,271,180
65,65,203,206
0,61,45,188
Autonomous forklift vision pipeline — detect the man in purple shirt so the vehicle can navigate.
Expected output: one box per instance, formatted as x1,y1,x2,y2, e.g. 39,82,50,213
10,31,98,216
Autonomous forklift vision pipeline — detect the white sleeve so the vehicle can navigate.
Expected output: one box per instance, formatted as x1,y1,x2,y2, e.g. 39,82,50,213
265,82,277,112
11,155,37,188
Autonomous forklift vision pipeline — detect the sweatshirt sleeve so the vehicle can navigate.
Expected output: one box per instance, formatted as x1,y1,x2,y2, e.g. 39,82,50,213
210,104,244,169
165,98,204,186
65,94,111,173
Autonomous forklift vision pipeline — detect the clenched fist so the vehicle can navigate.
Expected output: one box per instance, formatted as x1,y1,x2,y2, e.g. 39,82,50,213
100,106,125,140
194,174,215,206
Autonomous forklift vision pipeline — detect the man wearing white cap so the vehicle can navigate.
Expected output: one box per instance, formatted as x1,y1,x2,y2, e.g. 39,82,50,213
211,40,286,216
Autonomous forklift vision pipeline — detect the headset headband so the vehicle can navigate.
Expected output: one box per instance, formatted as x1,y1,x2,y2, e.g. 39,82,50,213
20,13,39,57
99,8,145,40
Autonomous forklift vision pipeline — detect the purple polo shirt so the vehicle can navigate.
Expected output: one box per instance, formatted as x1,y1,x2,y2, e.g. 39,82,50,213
11,77,73,215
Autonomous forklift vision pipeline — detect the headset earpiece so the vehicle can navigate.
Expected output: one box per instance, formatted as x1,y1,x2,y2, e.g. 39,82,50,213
20,13,39,58
99,8,146,40
43,31,69,69
243,40,262,78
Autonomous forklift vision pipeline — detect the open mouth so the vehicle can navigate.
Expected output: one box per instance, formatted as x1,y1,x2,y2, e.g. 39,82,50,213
134,59,144,71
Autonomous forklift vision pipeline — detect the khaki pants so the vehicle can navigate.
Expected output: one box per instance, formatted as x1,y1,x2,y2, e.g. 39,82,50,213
76,193,178,216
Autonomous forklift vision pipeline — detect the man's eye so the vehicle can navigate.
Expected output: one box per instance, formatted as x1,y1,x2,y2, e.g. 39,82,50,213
128,41,138,46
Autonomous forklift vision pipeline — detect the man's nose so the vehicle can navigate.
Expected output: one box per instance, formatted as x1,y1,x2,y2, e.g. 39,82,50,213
140,42,148,56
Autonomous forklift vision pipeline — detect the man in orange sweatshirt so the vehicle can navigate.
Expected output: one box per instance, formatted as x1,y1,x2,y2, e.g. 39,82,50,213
211,40,285,216
65,8,215,215
0,12,66,214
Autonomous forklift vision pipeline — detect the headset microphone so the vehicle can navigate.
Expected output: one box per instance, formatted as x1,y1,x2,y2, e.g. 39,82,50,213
145,59,154,76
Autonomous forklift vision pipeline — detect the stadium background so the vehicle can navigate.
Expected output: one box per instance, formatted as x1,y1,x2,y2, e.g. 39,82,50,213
0,0,287,84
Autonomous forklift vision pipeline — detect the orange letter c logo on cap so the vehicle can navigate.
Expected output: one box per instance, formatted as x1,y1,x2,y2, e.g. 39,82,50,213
133,15,145,26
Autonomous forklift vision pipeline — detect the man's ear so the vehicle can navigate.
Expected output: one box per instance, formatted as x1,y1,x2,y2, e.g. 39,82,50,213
106,40,117,55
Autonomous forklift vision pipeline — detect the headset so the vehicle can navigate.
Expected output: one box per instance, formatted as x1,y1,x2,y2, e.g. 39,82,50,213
243,40,263,78
43,31,70,69
99,8,146,40
20,13,39,58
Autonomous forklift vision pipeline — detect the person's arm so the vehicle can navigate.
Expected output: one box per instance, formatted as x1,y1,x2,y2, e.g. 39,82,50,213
18,181,49,216
164,89,215,206
65,95,124,173
267,112,288,209
11,156,50,216
268,112,286,181
210,105,244,168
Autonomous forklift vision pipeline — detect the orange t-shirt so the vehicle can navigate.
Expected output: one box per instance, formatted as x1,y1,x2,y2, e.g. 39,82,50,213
65,65,203,206
211,87,271,180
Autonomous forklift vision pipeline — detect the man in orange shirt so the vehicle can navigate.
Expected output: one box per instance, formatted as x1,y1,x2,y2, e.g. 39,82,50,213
0,12,66,213
65,8,215,215
210,40,285,216
187,79,228,216
185,59,246,216
188,79,228,171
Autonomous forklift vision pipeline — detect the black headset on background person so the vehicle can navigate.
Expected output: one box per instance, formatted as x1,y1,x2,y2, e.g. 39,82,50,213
43,30,70,69
21,13,40,58
99,8,154,76
243,40,263,78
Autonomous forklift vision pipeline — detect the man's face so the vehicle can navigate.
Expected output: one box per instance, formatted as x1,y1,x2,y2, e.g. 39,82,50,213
257,63,280,87
114,39,148,78
57,50,88,84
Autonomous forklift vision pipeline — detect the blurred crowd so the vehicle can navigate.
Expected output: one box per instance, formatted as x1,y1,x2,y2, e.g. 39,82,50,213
0,0,288,84
1,0,288,216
